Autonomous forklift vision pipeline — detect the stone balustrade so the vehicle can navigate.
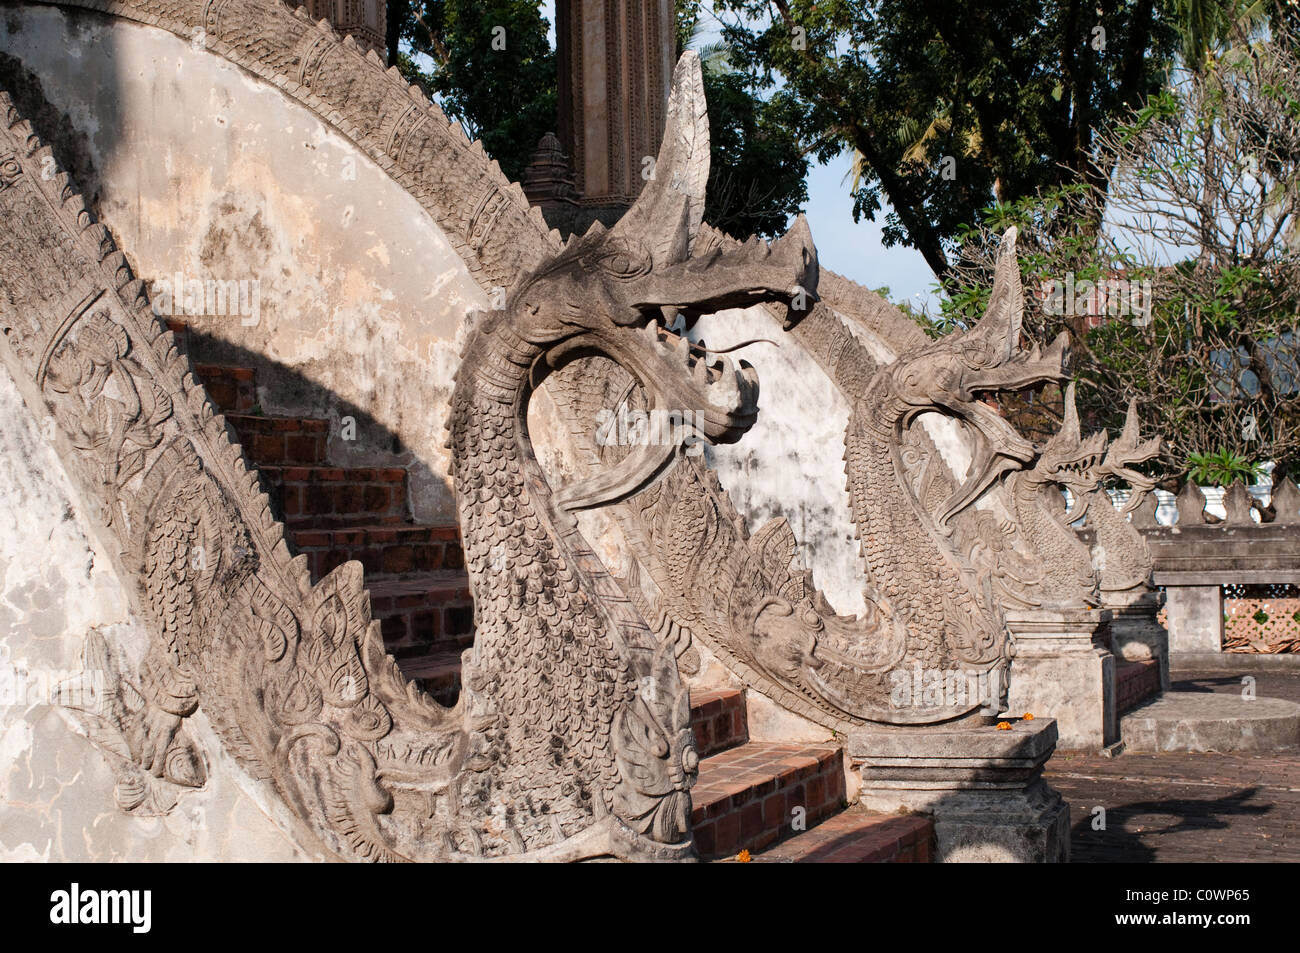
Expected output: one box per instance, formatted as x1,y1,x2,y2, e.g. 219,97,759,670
1135,478,1300,661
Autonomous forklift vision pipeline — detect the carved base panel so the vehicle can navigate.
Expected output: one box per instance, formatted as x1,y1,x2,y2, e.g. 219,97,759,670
1006,608,1118,751
848,719,1069,863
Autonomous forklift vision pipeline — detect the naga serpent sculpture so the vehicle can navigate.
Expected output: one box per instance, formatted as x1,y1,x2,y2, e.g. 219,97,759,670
0,52,816,861
548,229,1080,728
547,219,1164,732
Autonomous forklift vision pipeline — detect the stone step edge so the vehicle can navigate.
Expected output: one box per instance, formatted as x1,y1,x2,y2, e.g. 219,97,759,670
740,808,933,863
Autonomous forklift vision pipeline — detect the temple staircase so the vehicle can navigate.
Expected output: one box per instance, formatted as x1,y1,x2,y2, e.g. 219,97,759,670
176,321,935,860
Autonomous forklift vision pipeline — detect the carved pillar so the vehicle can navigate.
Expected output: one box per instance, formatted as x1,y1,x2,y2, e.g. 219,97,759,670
302,0,385,57
1004,608,1118,752
850,719,1070,862
556,0,676,230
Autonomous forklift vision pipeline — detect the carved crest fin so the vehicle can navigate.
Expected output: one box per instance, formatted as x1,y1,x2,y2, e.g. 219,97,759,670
608,52,708,268
960,227,1023,362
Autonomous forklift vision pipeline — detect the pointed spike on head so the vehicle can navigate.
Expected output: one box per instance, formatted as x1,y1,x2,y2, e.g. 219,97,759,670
1119,397,1141,446
608,52,708,269
962,227,1024,364
1061,381,1081,441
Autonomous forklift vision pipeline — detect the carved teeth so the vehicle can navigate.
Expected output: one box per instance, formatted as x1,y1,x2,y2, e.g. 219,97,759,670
693,357,711,388
708,355,740,408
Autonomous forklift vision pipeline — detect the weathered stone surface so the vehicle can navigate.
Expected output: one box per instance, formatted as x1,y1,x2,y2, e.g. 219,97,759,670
1165,585,1225,654
0,364,303,862
545,228,1082,732
1222,479,1258,525
1005,608,1118,751
1121,692,1300,753
0,0,1197,862
1176,480,1209,525
849,719,1070,862
0,2,511,523
1170,652,1300,673
0,50,820,861
1273,477,1300,524
1107,589,1170,690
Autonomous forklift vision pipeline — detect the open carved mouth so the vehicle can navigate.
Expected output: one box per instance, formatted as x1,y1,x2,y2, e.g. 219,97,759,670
931,334,1072,529
639,318,761,432
552,218,817,515
552,313,764,514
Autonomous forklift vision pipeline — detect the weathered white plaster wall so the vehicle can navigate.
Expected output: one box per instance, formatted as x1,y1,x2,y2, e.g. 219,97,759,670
0,5,489,522
0,365,304,862
691,307,866,615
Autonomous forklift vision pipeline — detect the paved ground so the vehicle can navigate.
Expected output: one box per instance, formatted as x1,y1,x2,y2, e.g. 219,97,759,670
1044,671,1300,862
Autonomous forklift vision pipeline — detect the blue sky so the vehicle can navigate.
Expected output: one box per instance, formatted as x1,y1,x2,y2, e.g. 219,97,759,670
536,1,938,307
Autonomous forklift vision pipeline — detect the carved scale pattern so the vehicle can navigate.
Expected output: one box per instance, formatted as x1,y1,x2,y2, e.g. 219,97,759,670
0,91,694,862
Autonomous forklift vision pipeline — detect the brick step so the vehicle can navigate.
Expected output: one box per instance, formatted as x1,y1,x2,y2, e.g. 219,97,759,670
688,688,749,757
193,363,257,414
290,522,464,582
226,413,329,466
690,741,846,860
258,465,409,527
366,571,475,659
1116,658,1162,714
746,807,933,863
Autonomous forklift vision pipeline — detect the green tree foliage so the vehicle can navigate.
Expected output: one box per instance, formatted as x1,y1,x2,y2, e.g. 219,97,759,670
384,1,807,238
701,67,810,238
677,3,809,238
714,0,1180,277
386,0,556,183
937,25,1300,482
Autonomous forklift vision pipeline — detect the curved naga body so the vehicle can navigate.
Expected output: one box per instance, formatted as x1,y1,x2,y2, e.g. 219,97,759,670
550,230,1071,727
1002,382,1107,609
998,384,1163,609
0,54,816,861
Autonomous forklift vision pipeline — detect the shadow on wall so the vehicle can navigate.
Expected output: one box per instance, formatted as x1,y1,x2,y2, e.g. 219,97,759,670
0,8,124,218
182,326,454,521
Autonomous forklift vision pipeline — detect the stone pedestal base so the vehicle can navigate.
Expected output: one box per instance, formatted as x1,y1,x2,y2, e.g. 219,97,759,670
849,719,1069,863
1005,608,1117,751
1106,588,1170,691
1164,584,1223,655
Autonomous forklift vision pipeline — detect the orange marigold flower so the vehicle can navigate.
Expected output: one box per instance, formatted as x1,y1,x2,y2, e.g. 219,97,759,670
1023,713,1035,720
737,849,752,863
996,721,1012,731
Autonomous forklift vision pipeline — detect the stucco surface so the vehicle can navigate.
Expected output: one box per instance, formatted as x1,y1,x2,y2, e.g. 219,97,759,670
0,365,303,861
0,5,489,521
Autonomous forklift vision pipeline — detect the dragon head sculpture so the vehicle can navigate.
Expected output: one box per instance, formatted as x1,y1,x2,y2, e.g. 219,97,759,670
1025,382,1109,501
1098,398,1164,514
447,51,819,857
479,53,817,513
877,229,1070,528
